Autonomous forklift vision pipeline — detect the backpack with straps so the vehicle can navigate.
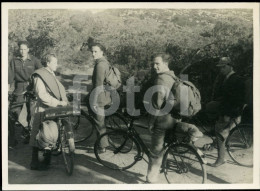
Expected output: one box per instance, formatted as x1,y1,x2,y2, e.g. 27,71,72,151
105,65,122,90
169,76,202,117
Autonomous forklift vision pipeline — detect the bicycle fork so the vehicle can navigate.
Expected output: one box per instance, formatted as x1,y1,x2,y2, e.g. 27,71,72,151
165,149,189,174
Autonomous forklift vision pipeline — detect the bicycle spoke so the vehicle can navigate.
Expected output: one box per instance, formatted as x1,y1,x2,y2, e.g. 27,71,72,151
164,144,206,184
227,124,253,167
94,130,140,170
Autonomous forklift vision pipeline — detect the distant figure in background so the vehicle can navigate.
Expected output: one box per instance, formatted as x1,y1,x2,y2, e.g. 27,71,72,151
29,53,68,170
88,43,112,153
8,41,42,147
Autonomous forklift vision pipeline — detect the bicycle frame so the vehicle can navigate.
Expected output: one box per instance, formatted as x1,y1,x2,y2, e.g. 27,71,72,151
125,118,173,163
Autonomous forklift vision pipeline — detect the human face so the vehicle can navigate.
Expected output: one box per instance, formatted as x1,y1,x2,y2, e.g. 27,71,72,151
47,57,58,72
92,46,104,60
153,56,168,74
19,44,29,58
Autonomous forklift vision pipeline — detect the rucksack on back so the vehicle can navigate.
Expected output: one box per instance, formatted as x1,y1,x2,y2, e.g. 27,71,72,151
105,65,122,90
170,77,201,117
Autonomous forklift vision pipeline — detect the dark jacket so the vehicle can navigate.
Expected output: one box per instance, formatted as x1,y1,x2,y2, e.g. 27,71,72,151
91,57,111,107
216,73,247,117
8,54,42,85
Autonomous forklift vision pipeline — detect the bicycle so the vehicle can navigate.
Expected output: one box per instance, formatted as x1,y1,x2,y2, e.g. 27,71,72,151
94,114,207,184
42,105,80,175
66,92,128,143
8,91,35,146
190,105,253,167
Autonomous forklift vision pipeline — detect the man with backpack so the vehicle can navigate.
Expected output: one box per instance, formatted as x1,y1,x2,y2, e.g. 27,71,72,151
146,53,203,183
88,43,118,153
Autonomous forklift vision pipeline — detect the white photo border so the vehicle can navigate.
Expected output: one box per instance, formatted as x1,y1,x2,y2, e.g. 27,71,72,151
2,2,260,190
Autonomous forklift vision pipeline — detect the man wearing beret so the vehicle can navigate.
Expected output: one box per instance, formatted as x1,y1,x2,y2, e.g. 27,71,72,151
205,57,251,167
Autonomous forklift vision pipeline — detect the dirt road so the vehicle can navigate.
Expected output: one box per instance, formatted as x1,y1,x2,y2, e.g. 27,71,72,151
8,117,253,185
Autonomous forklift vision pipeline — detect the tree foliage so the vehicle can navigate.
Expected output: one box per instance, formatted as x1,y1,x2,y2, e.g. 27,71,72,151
8,9,253,103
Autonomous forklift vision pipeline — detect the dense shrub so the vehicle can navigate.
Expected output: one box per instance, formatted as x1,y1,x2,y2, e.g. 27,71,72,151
8,9,253,104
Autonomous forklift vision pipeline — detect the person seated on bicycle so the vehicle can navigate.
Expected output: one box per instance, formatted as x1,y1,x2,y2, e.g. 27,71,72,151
8,41,42,146
29,53,68,170
204,57,252,167
146,53,203,183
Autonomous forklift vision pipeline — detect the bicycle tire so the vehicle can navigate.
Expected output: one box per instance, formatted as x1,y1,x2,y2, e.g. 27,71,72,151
69,111,94,143
94,130,141,170
61,128,74,176
226,124,253,167
163,143,207,184
106,113,128,131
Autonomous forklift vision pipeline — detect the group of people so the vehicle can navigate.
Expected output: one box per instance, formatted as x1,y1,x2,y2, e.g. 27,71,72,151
8,40,252,182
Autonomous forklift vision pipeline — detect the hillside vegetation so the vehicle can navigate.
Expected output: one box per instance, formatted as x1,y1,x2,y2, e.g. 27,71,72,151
8,9,253,104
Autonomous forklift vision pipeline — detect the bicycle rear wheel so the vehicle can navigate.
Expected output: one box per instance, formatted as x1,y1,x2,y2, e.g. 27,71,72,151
61,129,74,176
226,124,253,167
163,144,207,184
94,130,141,170
69,112,94,143
106,113,128,131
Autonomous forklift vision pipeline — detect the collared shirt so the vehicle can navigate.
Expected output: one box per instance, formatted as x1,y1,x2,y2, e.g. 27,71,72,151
8,54,42,84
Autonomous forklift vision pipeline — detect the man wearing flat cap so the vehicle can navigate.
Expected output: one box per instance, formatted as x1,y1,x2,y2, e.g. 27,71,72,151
204,56,252,167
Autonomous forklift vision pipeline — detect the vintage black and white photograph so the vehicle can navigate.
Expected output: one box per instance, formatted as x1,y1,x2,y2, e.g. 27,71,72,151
2,2,260,190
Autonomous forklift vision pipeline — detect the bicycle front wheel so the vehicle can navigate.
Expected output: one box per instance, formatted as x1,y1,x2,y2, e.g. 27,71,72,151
61,129,74,176
163,144,207,184
226,124,253,167
94,130,141,170
69,112,94,143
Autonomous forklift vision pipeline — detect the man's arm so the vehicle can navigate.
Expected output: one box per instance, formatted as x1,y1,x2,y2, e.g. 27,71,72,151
148,77,173,131
92,62,106,107
94,62,106,87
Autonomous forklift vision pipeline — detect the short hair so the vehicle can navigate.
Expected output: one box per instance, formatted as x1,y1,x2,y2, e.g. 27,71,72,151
154,53,172,65
42,53,57,67
18,41,30,48
91,42,106,53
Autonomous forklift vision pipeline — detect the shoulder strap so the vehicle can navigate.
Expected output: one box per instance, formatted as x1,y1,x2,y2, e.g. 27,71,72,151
161,72,180,83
